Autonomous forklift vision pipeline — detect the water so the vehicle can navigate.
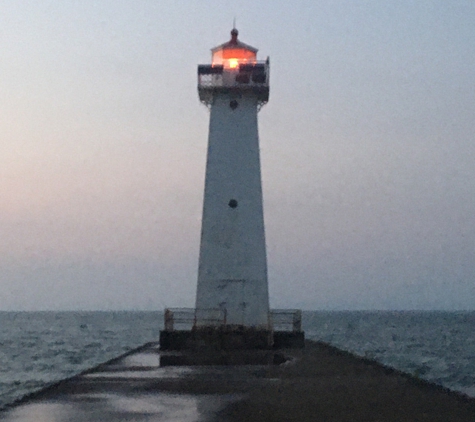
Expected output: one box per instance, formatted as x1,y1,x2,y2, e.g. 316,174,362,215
0,311,162,409
304,311,475,397
0,311,474,409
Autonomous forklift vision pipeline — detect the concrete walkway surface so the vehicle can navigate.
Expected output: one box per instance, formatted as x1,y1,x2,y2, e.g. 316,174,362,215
0,343,275,422
2,341,475,421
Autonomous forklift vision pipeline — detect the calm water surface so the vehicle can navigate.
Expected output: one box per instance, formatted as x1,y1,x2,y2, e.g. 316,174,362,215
0,311,474,408
0,311,161,408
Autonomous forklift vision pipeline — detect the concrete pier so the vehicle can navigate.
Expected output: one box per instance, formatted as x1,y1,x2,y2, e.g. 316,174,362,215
2,340,475,421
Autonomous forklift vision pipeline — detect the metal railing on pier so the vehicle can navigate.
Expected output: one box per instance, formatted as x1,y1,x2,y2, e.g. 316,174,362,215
163,308,302,332
270,309,302,332
164,308,226,331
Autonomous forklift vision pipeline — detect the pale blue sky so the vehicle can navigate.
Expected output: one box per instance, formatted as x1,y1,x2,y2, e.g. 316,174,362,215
1,1,474,310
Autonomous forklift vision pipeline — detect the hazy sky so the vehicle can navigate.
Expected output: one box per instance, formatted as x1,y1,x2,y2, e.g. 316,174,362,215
1,1,474,310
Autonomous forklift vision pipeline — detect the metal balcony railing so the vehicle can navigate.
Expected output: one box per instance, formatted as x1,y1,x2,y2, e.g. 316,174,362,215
198,61,269,88
197,61,270,107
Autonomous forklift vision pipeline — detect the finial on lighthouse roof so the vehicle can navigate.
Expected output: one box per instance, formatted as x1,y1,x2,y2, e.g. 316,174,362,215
230,27,239,44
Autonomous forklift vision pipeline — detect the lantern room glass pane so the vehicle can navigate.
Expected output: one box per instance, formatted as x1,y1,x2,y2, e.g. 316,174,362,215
212,48,257,68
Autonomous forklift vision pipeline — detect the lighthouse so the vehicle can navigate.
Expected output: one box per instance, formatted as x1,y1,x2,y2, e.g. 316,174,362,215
159,30,303,352
195,28,270,330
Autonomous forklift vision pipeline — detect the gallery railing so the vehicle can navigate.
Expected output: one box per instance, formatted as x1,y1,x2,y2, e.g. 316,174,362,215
198,60,270,107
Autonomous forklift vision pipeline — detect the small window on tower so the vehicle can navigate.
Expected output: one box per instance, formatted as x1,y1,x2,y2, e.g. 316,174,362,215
229,100,239,110
228,199,238,208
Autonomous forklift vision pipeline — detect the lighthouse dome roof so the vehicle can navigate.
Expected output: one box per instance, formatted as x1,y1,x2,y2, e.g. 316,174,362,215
211,28,258,54
210,29,258,67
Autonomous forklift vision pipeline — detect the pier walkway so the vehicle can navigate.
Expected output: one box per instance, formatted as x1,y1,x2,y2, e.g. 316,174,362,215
2,340,475,421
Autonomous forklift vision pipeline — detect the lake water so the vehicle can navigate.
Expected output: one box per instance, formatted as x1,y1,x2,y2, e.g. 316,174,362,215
0,311,474,409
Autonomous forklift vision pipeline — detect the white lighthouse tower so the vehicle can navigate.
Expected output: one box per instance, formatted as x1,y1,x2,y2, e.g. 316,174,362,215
160,30,303,352
195,28,270,330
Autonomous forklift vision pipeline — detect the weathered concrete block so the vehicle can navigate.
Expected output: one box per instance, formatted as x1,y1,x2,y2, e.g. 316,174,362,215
159,330,193,350
160,329,305,350
273,331,305,349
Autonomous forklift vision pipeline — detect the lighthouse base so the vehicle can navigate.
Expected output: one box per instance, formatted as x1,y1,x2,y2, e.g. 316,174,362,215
159,328,305,351
160,326,273,351
160,308,304,352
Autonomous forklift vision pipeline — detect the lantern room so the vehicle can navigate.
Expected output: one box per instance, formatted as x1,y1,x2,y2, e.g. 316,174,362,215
197,28,270,108
211,28,257,69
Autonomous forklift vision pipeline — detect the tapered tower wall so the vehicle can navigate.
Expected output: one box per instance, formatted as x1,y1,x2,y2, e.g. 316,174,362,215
195,92,269,327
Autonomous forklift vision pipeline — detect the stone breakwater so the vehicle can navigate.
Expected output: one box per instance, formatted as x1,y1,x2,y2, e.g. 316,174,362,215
2,340,475,421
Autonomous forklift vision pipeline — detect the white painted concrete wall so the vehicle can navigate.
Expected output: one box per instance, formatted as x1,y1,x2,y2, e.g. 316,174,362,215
195,92,270,328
